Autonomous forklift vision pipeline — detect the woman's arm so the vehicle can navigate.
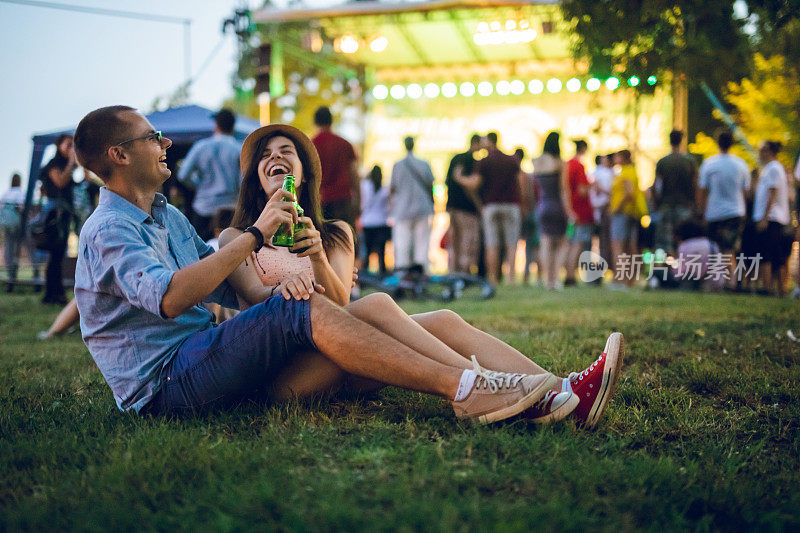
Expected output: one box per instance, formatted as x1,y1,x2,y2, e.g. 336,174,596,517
560,162,577,220
302,220,355,306
48,161,77,189
218,227,275,310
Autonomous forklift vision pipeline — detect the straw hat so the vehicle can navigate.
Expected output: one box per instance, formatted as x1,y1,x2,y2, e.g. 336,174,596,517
240,124,321,182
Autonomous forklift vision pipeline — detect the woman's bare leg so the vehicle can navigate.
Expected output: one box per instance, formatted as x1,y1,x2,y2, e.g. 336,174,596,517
411,309,546,375
44,299,80,338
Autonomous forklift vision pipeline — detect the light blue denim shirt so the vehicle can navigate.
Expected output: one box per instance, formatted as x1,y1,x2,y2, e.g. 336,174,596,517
177,134,242,217
75,188,239,413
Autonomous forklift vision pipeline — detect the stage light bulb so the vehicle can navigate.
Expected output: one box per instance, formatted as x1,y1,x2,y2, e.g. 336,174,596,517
441,82,458,97
606,77,620,90
528,79,544,94
628,76,640,87
459,82,476,97
390,84,406,99
496,80,511,96
586,78,601,91
369,36,388,52
566,78,581,92
477,81,493,96
406,83,423,99
339,34,359,54
648,75,657,85
510,79,525,95
546,78,562,93
372,85,388,100
424,83,440,98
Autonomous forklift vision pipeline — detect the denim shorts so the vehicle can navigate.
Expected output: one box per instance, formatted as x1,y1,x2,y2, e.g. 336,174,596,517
143,296,315,415
610,214,635,242
569,223,593,244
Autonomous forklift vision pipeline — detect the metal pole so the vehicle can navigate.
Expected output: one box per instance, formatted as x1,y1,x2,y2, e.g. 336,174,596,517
184,20,192,85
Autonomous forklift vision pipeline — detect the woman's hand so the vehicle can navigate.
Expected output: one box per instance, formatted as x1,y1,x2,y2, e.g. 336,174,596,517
291,217,324,258
254,188,298,239
275,272,325,300
351,266,358,288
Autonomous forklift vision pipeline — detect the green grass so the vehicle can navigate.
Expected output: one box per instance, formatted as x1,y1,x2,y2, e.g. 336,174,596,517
1,287,799,531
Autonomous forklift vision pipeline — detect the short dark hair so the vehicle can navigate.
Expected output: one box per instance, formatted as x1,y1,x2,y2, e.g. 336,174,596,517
404,136,415,151
469,134,481,146
595,155,602,166
74,105,137,181
513,147,525,161
10,173,21,187
213,108,235,134
617,149,632,163
765,140,783,155
675,218,705,241
669,130,684,146
314,106,333,127
486,131,498,145
717,131,734,151
573,139,588,152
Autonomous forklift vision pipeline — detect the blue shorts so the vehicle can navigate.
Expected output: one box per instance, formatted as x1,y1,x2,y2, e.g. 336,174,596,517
569,223,593,244
143,296,315,415
610,214,636,242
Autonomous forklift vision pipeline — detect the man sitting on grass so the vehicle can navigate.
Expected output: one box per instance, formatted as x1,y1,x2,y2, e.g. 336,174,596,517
72,105,623,426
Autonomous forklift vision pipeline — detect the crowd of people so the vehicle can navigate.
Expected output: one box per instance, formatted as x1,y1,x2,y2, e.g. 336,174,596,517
2,106,799,332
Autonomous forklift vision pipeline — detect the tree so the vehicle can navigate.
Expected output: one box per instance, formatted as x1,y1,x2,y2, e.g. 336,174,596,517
559,1,753,92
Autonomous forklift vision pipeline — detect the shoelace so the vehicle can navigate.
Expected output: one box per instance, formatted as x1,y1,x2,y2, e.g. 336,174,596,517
470,355,523,393
532,389,558,411
569,352,605,383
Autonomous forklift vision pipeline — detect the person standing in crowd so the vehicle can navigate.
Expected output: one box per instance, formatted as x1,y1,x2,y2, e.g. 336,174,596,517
793,155,800,298
533,132,572,290
590,154,614,267
312,106,359,229
696,131,750,286
460,132,523,286
565,140,593,285
390,136,435,272
1,173,24,291
609,150,643,288
445,134,482,274
360,165,391,275
177,108,242,241
516,148,540,284
652,130,697,254
753,141,791,296
40,133,78,305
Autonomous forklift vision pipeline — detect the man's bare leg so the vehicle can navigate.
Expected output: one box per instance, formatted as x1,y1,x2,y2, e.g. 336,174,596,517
308,293,461,398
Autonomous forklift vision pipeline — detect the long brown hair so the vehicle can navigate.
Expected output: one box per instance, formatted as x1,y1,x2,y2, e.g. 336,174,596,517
231,131,351,251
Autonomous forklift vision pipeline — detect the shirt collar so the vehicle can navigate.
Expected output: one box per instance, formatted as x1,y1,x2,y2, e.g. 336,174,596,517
98,187,168,225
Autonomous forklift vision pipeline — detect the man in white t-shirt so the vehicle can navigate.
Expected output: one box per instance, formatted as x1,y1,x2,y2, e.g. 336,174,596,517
589,154,614,264
697,131,750,258
753,141,791,296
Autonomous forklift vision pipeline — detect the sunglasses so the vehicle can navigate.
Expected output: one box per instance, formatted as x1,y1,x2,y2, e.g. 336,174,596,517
114,130,163,147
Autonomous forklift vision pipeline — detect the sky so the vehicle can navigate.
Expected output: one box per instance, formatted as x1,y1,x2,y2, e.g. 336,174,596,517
0,0,287,191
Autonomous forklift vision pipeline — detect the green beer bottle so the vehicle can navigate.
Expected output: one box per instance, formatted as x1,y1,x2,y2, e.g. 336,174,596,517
272,175,297,247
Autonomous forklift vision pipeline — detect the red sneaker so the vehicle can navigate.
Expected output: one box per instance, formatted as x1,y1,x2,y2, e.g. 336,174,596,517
523,389,579,423
568,332,624,429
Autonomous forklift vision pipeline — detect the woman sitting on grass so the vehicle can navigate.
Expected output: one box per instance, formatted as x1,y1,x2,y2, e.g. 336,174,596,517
219,124,624,428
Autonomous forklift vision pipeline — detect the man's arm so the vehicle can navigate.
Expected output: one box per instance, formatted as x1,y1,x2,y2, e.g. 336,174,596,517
160,188,298,318
757,188,777,231
176,144,200,188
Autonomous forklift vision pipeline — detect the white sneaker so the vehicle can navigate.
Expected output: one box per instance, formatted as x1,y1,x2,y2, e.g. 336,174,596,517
452,356,559,424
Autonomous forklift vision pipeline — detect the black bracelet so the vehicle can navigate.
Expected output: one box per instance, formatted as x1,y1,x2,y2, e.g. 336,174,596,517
243,226,264,251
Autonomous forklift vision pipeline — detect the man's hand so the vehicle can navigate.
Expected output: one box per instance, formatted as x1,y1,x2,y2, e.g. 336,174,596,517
351,266,359,288
275,272,325,300
254,188,298,239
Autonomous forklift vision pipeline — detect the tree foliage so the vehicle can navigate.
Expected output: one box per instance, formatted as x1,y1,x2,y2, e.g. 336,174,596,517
560,0,753,91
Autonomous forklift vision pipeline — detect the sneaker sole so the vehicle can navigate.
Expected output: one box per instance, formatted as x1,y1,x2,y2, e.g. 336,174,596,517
532,392,579,424
583,332,624,429
477,373,561,424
